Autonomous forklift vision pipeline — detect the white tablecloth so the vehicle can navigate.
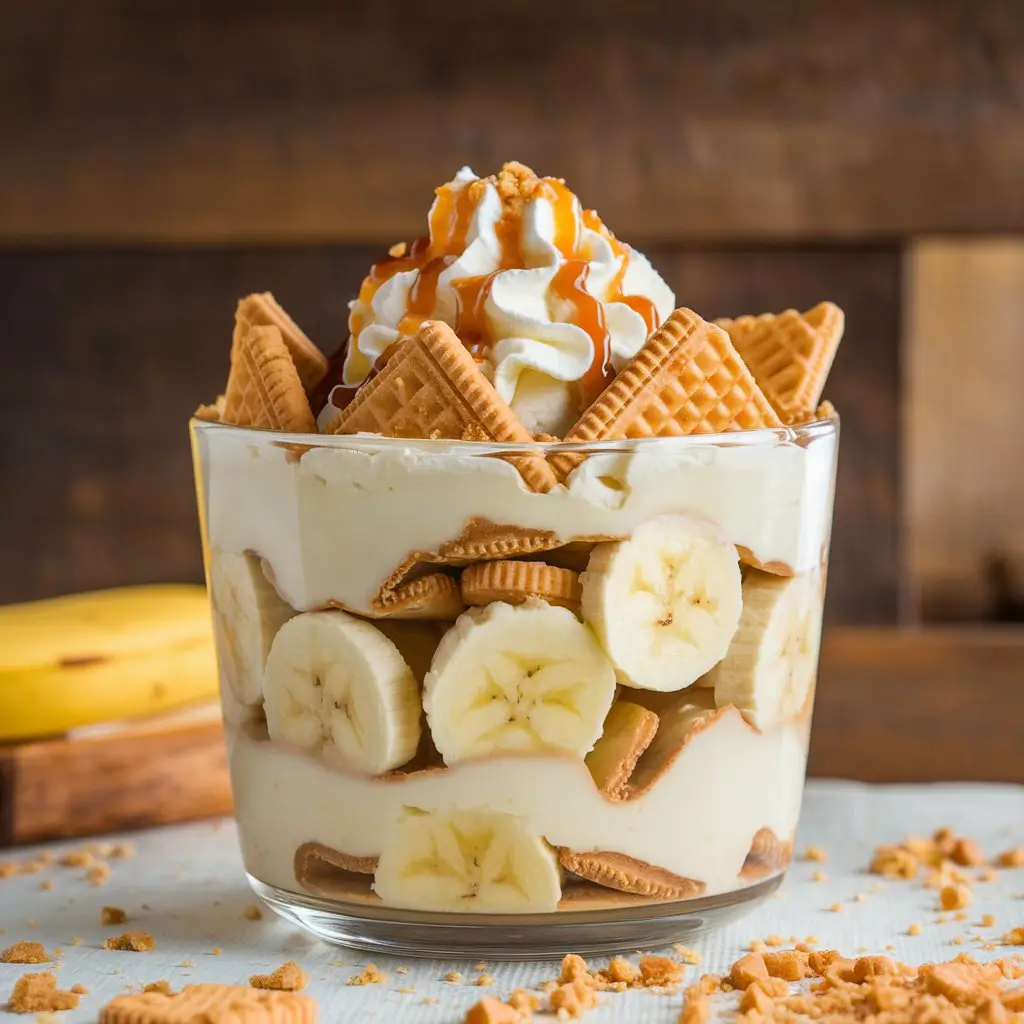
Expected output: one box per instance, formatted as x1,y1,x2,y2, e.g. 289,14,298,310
1,781,1022,1022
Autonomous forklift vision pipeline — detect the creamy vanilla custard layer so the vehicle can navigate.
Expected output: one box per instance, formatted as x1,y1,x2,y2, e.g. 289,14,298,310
228,708,807,900
202,429,835,616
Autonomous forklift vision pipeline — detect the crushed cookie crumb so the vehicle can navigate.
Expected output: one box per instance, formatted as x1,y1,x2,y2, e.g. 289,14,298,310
250,961,308,991
599,956,640,986
510,989,540,1014
7,973,80,1013
550,977,598,1019
463,996,521,1023
996,847,1024,868
812,871,828,883
243,905,263,921
804,846,828,862
396,986,415,995
179,959,193,968
764,934,786,947
952,838,986,867
101,906,126,926
39,881,53,892
108,843,134,859
58,851,93,869
476,974,495,987
908,923,923,935
871,845,919,879
102,932,153,952
640,954,685,986
88,864,111,887
70,985,88,995
730,953,769,990
762,950,810,982
143,980,172,995
978,867,999,883
1004,928,1024,945
852,893,868,903
347,963,386,986
445,971,464,984
1,942,49,964
395,966,410,975
830,903,844,912
473,962,488,972
982,914,997,927
941,884,972,911
212,947,222,956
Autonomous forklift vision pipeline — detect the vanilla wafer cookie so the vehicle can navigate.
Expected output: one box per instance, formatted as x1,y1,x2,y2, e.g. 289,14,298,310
716,302,843,424
461,560,581,611
740,827,793,881
623,692,724,799
372,572,465,620
373,519,563,614
223,325,317,433
324,321,557,493
584,701,659,798
235,293,328,393
552,309,780,478
100,983,317,1024
557,849,705,900
436,518,562,562
295,841,377,880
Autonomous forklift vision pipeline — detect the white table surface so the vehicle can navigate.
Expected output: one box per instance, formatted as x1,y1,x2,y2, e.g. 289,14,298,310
2,781,1023,1022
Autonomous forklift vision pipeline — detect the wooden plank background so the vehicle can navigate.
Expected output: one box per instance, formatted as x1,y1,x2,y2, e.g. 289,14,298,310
904,241,1024,623
3,0,1024,244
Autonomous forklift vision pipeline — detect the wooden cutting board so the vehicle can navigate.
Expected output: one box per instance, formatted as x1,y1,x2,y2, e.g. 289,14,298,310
0,704,233,847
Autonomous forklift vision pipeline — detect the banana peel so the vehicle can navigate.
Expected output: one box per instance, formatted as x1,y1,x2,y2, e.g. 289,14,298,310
0,584,218,742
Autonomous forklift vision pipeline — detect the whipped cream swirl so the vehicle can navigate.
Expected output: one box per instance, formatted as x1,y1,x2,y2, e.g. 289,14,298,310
334,165,675,437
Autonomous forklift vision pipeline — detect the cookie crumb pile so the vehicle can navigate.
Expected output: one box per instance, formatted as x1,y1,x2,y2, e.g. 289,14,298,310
679,949,1024,1024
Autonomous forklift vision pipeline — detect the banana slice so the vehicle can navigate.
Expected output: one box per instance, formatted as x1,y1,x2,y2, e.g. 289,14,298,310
579,516,743,692
209,550,295,707
373,806,562,913
423,600,616,764
703,570,822,730
263,610,421,773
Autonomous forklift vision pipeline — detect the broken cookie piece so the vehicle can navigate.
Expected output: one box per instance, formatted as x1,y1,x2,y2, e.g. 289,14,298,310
7,973,80,1014
557,849,704,900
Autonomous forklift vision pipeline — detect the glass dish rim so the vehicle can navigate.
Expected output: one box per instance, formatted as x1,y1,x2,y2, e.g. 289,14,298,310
190,411,838,456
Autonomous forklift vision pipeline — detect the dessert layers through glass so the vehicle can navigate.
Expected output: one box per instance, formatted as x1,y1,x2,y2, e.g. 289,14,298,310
191,417,837,939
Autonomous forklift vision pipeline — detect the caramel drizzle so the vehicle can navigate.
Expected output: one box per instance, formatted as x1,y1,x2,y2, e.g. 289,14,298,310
351,174,662,396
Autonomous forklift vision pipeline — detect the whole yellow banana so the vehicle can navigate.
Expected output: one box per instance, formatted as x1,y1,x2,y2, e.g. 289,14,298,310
0,584,219,742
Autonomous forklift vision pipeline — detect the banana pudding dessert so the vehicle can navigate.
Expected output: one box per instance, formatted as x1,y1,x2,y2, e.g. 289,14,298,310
191,162,841,945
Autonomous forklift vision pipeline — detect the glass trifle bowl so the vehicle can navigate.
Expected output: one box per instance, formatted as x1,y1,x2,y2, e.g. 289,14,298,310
191,413,838,957
190,159,843,956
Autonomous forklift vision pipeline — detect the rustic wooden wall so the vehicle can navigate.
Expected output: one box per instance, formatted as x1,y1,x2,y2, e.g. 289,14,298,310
2,0,1023,779
5,0,1024,244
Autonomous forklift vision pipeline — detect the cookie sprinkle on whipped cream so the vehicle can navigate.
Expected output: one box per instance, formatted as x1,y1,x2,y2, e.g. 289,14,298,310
323,161,675,436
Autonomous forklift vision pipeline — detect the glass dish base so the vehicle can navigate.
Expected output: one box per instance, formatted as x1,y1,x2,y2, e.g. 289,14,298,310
248,873,783,960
